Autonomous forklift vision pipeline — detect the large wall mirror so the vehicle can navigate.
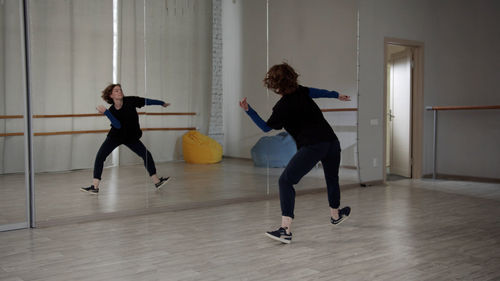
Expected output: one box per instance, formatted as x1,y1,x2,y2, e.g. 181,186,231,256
1,0,360,228
264,0,359,196
0,0,29,231
27,0,213,225
222,0,360,200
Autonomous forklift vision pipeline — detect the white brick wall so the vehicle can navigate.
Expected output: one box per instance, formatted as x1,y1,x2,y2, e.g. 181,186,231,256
208,0,224,147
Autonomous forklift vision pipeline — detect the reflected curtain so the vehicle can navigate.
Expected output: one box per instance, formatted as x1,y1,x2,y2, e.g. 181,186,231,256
29,0,113,172
1,0,26,174
119,0,212,166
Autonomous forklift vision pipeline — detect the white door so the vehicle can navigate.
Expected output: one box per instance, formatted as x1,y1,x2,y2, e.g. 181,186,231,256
389,50,412,177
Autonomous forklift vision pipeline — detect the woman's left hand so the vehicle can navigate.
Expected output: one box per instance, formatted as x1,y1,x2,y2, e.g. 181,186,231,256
162,103,170,107
339,94,351,101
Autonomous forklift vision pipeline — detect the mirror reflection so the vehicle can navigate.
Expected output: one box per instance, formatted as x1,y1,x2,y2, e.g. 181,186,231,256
263,0,359,197
0,0,28,230
1,0,360,227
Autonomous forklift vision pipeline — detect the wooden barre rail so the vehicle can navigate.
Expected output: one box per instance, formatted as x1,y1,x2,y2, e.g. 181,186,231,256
426,105,500,111
0,127,196,137
1,108,355,136
321,108,358,112
0,115,23,119
0,112,196,119
1,109,357,119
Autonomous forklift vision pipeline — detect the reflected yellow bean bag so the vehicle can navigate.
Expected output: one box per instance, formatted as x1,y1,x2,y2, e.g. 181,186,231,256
182,131,222,164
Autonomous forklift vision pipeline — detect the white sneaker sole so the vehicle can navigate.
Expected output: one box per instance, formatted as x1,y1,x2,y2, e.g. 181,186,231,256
155,177,171,190
332,215,349,225
265,232,291,244
80,188,98,195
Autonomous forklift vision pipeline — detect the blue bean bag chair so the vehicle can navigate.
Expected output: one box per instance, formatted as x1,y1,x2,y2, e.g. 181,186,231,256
251,132,297,167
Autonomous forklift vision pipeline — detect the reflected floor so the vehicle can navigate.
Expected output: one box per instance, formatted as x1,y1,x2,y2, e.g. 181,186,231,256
0,158,359,226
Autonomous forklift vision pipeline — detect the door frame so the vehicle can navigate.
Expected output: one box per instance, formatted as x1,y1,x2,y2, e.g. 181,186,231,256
383,37,424,181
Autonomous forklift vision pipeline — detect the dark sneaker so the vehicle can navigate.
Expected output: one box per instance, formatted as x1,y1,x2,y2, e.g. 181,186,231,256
331,206,351,225
155,177,170,189
80,185,99,195
265,227,292,244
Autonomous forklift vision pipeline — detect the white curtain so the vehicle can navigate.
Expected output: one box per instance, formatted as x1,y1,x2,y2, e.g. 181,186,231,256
1,0,212,173
119,0,212,166
29,0,113,172
1,0,26,174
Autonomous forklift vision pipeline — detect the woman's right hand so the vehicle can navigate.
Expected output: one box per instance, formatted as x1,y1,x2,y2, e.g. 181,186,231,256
96,105,107,114
239,97,249,111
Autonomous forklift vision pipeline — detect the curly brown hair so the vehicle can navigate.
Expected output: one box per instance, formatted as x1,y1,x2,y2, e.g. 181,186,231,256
263,63,299,95
101,83,121,104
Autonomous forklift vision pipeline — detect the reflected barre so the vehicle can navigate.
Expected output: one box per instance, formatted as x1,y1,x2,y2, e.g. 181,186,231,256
0,112,196,119
0,111,197,137
0,110,352,119
0,127,197,137
0,115,23,119
321,108,357,112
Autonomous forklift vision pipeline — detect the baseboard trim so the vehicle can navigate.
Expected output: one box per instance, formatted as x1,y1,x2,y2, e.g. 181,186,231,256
36,183,361,228
222,156,359,171
422,173,500,183
359,180,385,187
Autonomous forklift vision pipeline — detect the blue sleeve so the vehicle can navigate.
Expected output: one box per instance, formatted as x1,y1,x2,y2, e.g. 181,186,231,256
246,105,272,132
104,110,121,129
145,98,165,106
308,87,339,99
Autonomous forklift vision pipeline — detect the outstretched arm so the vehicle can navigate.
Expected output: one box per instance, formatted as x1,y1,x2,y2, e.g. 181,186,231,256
145,98,170,107
309,87,351,101
239,97,272,132
97,105,121,129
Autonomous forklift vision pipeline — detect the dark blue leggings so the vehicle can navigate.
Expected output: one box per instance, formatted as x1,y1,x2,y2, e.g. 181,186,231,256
93,137,156,180
279,140,341,219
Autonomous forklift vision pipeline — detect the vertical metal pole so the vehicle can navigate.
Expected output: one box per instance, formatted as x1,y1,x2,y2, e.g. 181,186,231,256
22,0,36,227
266,0,269,195
432,109,437,179
356,9,362,184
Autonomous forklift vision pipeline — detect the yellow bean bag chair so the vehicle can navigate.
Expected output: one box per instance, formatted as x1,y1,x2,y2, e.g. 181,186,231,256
182,131,222,164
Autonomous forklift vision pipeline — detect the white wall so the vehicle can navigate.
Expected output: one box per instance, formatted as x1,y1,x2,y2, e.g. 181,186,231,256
357,0,500,181
223,0,359,167
222,0,267,158
268,0,358,167
357,0,434,182
424,0,500,179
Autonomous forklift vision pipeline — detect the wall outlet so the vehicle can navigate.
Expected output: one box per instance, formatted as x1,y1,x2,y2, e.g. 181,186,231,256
373,158,378,167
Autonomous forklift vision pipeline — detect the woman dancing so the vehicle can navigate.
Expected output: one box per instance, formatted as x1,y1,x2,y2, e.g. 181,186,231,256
81,83,170,194
240,63,351,243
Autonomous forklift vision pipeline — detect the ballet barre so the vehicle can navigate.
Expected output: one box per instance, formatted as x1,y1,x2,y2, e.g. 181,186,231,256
0,128,197,137
321,108,357,112
426,105,500,179
0,112,196,119
0,111,197,137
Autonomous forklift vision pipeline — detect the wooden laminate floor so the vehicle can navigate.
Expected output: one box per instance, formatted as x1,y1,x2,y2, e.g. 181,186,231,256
1,178,500,280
